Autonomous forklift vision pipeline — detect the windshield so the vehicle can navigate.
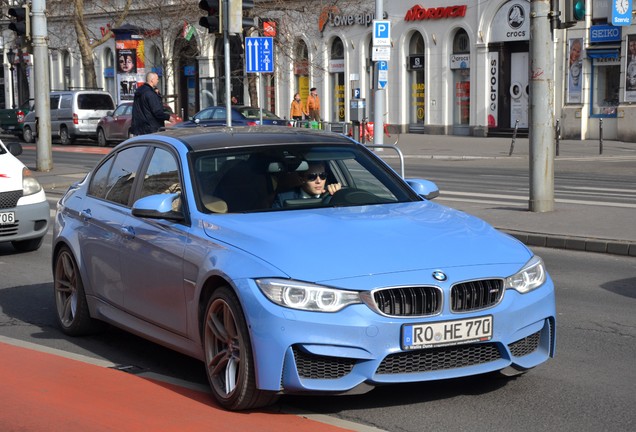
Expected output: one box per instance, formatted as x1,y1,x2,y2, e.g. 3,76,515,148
238,107,280,120
191,143,418,214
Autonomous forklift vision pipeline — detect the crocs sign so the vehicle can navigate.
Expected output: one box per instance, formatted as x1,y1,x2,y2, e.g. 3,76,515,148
405,4,467,21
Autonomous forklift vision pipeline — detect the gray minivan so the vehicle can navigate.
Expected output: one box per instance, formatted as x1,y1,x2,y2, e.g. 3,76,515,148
23,90,115,145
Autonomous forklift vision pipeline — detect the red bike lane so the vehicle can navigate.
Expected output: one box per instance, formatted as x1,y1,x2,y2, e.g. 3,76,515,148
0,341,354,432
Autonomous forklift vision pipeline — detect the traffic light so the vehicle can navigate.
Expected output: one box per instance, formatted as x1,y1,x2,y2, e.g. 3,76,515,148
199,0,221,34
8,4,31,40
229,0,256,33
564,0,585,25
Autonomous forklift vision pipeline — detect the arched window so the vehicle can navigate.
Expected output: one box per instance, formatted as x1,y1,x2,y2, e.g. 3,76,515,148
408,32,425,128
294,39,309,108
452,29,470,133
330,37,345,122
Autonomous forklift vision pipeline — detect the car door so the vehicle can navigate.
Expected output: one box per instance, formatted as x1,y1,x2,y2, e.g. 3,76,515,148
78,145,149,306
119,146,189,335
110,104,132,141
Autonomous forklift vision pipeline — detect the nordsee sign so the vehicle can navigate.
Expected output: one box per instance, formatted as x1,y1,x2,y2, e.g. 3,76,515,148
589,25,621,43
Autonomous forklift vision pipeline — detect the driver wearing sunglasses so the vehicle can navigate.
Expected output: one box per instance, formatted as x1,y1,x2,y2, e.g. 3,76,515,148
272,162,341,208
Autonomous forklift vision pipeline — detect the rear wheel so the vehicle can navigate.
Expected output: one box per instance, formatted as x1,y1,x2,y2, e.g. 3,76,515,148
23,126,34,143
53,246,103,336
97,128,108,147
59,126,74,145
203,286,278,410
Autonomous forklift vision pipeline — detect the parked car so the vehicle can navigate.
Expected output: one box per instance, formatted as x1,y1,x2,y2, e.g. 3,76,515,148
52,127,556,411
96,101,182,146
0,99,34,140
0,140,49,251
23,90,116,145
173,105,287,128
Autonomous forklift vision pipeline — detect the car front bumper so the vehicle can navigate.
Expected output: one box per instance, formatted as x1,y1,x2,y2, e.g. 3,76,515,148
236,276,556,394
0,199,49,243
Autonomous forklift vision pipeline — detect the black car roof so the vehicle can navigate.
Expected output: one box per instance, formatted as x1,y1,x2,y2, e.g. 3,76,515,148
155,126,356,152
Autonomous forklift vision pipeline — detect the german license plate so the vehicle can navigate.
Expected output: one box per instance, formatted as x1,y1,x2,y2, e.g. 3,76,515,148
0,211,16,225
402,316,493,349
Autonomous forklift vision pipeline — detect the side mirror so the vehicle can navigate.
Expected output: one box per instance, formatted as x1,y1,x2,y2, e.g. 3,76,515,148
405,178,440,200
131,192,184,221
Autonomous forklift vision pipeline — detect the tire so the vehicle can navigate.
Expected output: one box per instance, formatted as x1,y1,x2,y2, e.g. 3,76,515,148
97,128,108,147
59,126,74,145
203,286,278,411
23,126,34,143
53,246,103,336
11,236,44,252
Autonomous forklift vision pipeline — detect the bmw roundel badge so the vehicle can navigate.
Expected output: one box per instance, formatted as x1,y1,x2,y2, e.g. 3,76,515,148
432,270,447,281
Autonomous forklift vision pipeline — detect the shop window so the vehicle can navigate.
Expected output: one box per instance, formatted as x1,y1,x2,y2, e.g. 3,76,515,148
590,58,619,117
408,32,425,125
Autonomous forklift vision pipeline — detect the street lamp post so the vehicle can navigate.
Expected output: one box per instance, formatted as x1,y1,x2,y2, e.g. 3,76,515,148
6,49,16,109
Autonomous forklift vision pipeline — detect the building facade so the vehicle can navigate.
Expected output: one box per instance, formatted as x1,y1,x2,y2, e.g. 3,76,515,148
1,0,633,141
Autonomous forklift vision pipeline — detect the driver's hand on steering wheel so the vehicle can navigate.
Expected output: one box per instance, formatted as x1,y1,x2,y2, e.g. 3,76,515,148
326,183,342,195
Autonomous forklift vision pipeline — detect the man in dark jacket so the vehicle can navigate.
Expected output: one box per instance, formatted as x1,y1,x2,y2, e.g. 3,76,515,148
130,72,170,135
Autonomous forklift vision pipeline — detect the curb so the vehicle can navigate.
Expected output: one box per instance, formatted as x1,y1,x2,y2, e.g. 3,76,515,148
503,229,636,257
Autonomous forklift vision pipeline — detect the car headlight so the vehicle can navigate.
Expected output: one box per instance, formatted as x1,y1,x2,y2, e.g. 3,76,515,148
256,278,361,312
505,255,546,293
22,168,42,196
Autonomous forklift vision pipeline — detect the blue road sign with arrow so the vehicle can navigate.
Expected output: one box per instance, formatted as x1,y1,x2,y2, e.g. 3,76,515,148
377,60,388,89
245,37,274,73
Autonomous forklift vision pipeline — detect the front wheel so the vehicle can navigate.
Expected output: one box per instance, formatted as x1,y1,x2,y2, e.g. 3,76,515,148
53,246,103,336
203,286,278,410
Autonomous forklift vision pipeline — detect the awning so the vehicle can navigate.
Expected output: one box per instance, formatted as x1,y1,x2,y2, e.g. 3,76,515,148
586,49,619,59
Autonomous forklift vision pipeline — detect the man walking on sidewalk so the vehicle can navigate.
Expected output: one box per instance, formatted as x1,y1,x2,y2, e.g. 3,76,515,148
131,72,170,135
305,87,321,122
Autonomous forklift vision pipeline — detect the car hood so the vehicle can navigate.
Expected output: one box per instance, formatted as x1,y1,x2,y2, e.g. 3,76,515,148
202,201,532,282
0,151,24,191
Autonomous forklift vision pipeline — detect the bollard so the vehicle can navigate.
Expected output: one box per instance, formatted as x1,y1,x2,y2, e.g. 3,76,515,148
555,119,560,157
599,118,603,155
508,119,519,156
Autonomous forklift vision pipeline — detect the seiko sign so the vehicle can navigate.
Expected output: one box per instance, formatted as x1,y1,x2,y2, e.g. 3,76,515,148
590,25,622,43
404,5,467,21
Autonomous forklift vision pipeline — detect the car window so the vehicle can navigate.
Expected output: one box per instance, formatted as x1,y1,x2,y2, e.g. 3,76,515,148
239,108,280,119
191,144,412,213
195,108,214,120
50,95,61,110
113,104,128,116
60,95,72,109
139,148,181,200
212,108,226,120
88,146,147,206
77,94,115,110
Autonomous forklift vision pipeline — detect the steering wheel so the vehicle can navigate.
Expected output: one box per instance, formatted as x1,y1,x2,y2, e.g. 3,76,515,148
322,188,381,206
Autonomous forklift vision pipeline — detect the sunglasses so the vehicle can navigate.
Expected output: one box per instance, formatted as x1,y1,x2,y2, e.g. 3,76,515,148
304,172,327,181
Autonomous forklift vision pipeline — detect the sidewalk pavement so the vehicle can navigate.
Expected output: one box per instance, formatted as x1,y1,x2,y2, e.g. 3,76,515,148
29,134,636,257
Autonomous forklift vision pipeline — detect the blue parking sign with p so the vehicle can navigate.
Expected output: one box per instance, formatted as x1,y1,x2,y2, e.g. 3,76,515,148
373,20,391,47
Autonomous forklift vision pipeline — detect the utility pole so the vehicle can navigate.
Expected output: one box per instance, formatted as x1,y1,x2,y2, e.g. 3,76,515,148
223,0,232,126
373,0,384,145
528,0,555,212
32,0,52,171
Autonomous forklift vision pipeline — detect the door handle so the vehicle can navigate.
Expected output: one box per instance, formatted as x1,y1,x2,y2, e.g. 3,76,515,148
79,209,92,221
120,225,135,240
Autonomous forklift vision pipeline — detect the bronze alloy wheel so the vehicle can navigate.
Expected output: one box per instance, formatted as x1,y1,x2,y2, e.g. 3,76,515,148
203,286,278,410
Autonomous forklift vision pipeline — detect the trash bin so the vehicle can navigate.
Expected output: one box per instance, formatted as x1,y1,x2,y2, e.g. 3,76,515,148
310,121,319,129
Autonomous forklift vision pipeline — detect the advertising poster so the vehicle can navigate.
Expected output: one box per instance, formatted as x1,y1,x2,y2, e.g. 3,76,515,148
567,38,584,104
625,34,636,102
116,35,145,103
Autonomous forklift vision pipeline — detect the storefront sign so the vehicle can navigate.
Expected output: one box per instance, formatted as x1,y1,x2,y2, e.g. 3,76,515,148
487,52,499,128
404,5,467,21
329,59,345,73
490,1,529,43
450,54,470,69
590,25,622,43
408,55,424,71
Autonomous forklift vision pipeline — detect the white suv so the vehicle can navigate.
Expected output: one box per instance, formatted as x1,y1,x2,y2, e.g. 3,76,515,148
0,140,49,251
